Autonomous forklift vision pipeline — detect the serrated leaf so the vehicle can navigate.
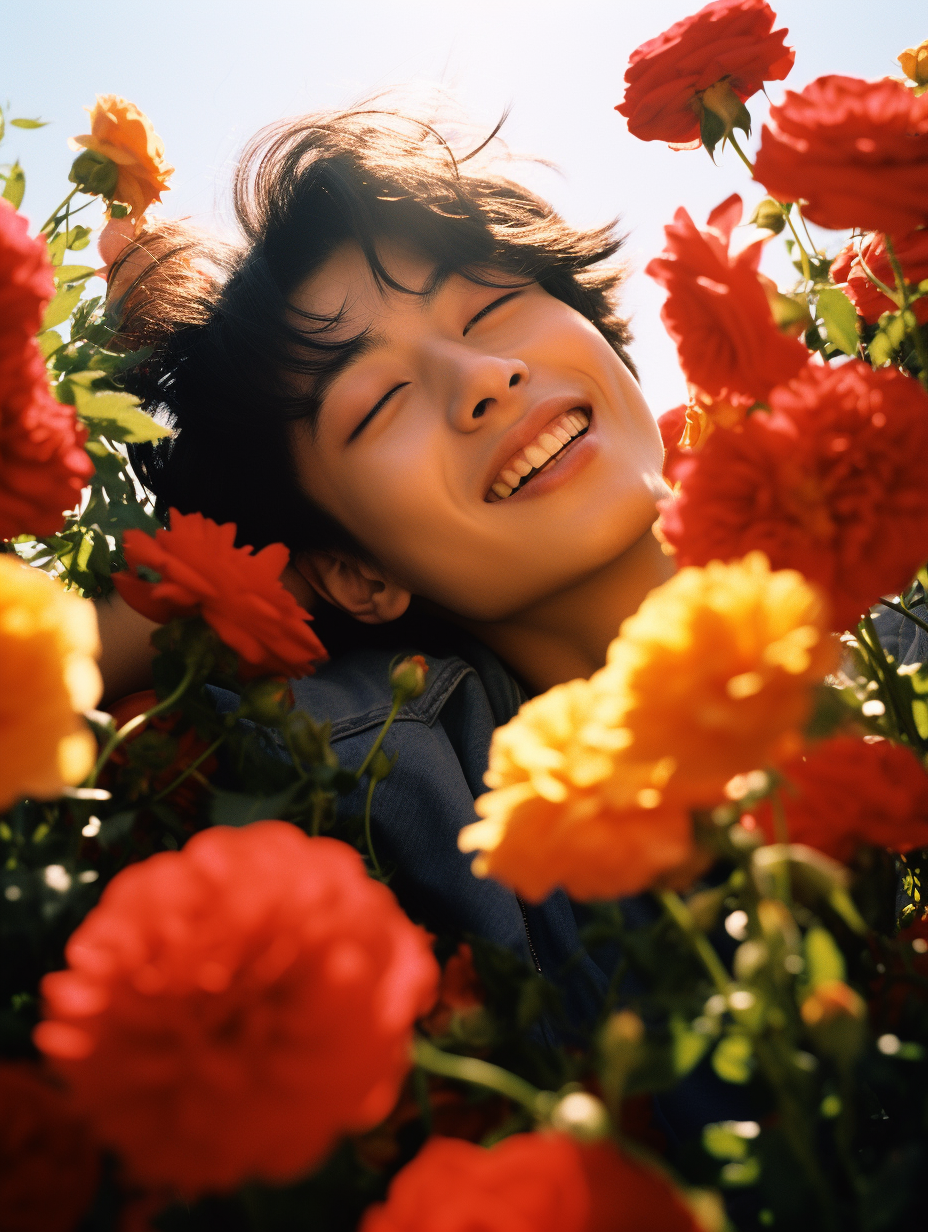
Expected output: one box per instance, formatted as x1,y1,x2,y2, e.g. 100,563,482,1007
10,118,48,129
817,287,859,356
2,162,24,209
54,265,96,286
73,387,170,443
41,282,84,330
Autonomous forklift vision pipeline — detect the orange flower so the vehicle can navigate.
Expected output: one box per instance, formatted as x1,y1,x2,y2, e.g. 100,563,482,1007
360,1133,706,1232
0,1063,100,1232
35,823,439,1196
0,557,102,811
753,736,928,863
113,509,327,677
899,39,928,90
645,195,808,409
70,95,174,224
461,554,835,903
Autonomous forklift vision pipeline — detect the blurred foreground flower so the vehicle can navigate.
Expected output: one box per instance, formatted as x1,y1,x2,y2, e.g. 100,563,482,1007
35,823,439,1195
359,1133,709,1232
113,509,327,677
0,557,101,811
0,200,92,538
645,195,807,411
657,362,928,631
615,0,793,151
753,736,928,862
461,554,835,901
69,95,174,225
0,1063,100,1232
753,75,928,234
831,228,928,326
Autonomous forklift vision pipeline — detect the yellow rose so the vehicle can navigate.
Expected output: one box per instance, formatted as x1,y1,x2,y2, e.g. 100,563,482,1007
70,95,174,225
0,558,102,811
899,39,928,89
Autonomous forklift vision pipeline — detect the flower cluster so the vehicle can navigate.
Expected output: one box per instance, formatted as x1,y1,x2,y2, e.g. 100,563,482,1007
35,822,439,1195
831,229,928,326
114,509,327,677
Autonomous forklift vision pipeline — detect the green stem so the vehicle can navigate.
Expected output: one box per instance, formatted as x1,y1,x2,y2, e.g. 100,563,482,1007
413,1038,547,1117
657,889,731,996
726,130,755,175
879,596,928,638
152,736,223,803
859,614,921,748
794,204,821,256
885,234,928,392
355,696,402,781
40,187,80,235
85,661,199,787
362,774,383,877
769,792,793,906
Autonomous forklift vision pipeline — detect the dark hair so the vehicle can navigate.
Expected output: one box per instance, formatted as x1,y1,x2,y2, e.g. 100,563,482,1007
117,105,632,560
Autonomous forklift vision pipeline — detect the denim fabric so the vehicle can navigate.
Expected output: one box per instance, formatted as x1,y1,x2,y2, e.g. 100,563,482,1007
869,584,928,667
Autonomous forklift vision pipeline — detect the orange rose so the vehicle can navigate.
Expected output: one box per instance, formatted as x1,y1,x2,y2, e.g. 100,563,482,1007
70,95,174,224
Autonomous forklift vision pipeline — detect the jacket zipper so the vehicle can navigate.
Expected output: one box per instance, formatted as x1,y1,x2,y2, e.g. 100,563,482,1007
516,895,543,974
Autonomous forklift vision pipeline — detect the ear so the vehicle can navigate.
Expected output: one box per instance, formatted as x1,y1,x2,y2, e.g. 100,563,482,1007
295,552,411,625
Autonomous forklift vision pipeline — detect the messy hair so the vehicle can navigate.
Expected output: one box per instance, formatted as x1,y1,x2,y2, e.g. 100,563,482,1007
117,104,633,563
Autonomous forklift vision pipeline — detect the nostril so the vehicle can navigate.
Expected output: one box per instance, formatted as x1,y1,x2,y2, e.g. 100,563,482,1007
472,399,490,419
509,373,521,388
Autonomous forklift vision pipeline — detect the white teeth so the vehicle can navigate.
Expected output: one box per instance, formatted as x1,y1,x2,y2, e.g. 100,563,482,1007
524,443,551,469
501,468,521,488
492,481,512,498
551,425,572,445
512,458,532,477
537,432,562,454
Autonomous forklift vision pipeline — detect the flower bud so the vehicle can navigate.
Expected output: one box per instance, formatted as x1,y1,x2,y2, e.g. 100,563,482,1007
749,197,787,235
239,677,292,726
390,654,429,702
549,1091,611,1143
68,149,119,198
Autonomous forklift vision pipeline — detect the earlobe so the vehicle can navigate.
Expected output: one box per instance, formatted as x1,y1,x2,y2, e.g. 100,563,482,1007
295,552,411,625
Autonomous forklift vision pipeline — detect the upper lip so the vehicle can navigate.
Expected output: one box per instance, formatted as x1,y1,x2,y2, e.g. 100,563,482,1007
481,394,592,500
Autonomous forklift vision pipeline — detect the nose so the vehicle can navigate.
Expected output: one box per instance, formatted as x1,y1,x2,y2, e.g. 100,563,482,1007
450,355,530,432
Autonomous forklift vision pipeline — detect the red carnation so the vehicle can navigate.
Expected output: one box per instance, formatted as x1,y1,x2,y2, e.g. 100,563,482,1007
754,76,928,235
0,201,93,539
831,229,928,326
616,0,793,147
658,361,928,631
754,736,928,863
360,1133,703,1232
646,195,808,409
0,1063,100,1232
113,509,327,677
35,822,439,1196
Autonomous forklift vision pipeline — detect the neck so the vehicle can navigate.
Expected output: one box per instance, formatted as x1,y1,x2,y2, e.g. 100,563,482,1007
462,525,675,695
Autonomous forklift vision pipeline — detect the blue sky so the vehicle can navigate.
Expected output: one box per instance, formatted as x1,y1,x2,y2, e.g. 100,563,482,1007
2,0,923,412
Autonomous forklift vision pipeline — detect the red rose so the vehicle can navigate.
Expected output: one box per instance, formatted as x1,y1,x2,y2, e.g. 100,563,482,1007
0,201,93,539
658,362,928,631
0,1063,100,1232
616,0,794,146
753,736,928,863
113,508,327,677
35,822,439,1196
360,1134,704,1232
754,76,928,234
421,942,484,1037
646,195,807,409
831,228,928,326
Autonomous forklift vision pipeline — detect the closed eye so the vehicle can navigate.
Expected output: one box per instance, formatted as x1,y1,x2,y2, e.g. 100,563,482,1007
463,290,524,336
348,382,410,443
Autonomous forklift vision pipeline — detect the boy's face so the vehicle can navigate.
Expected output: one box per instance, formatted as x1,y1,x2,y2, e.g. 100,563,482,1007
290,241,669,622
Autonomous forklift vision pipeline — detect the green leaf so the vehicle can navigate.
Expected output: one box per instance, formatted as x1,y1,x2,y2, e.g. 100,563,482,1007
703,1122,750,1161
816,287,859,356
712,1033,754,1084
73,387,171,444
913,699,928,740
209,786,298,828
2,162,24,209
36,329,63,359
65,225,93,252
54,265,96,286
46,233,67,266
803,926,845,988
10,118,48,129
41,282,84,331
671,1014,711,1076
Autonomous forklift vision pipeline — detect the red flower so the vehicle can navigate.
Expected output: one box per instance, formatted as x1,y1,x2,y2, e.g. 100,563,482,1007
753,736,928,863
754,76,928,235
421,943,484,1037
0,1063,100,1232
831,228,928,326
35,822,439,1196
616,0,794,146
658,362,928,631
360,1133,703,1232
113,509,327,677
646,195,808,409
0,201,93,539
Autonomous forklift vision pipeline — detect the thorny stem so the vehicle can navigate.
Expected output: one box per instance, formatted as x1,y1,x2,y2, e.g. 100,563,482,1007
85,661,199,787
885,234,928,393
152,736,223,803
413,1038,548,1117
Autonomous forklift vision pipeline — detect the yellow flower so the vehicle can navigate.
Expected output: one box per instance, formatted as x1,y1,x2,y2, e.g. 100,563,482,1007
899,39,928,89
0,558,102,811
460,553,836,902
70,96,174,225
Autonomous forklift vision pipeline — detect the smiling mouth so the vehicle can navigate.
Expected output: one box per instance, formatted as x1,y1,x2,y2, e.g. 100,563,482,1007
485,409,591,503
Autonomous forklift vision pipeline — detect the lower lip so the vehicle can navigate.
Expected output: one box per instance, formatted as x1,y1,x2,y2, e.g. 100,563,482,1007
497,425,596,504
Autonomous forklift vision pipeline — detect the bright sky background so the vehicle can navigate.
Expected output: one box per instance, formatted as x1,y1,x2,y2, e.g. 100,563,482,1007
2,0,923,414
